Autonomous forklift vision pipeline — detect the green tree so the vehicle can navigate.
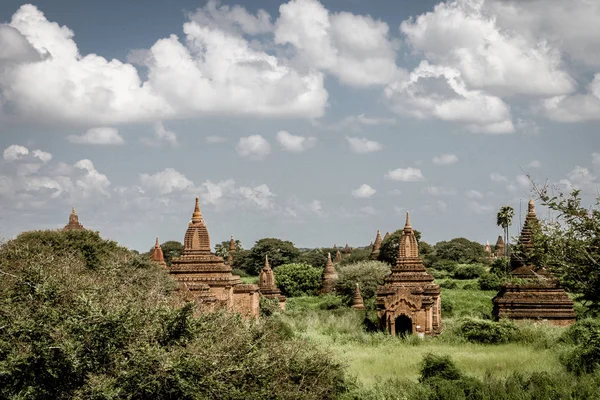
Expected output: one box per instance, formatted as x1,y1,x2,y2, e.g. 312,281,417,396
215,239,243,260
430,238,488,264
335,261,391,308
531,187,600,315
273,263,322,297
147,240,183,266
496,205,515,257
298,248,328,268
247,238,301,275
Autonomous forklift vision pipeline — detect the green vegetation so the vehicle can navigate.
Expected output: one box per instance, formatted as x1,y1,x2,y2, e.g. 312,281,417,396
273,262,322,297
335,260,390,308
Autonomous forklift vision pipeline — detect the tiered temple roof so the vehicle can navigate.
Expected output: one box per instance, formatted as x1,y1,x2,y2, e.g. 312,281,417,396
63,207,85,231
376,213,441,336
320,252,339,294
493,199,575,326
370,230,383,260
151,237,167,269
259,255,286,309
351,283,366,310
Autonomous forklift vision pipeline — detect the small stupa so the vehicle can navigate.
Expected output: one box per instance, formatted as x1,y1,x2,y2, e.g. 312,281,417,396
376,212,442,336
494,235,505,258
484,240,493,259
320,252,339,294
493,200,576,326
63,207,85,231
227,235,236,265
151,237,167,269
259,255,286,310
351,283,366,310
333,250,342,264
370,230,383,260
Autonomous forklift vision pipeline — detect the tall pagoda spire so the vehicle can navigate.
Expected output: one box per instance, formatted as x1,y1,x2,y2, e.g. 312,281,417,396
227,235,236,264
320,252,338,294
183,197,211,253
370,229,383,260
151,237,167,268
510,199,541,275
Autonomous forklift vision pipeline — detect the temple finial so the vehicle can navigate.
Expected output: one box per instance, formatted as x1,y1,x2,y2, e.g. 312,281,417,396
405,212,411,228
264,254,270,269
528,199,535,214
192,197,203,223
71,206,76,214
155,236,160,246
327,252,332,261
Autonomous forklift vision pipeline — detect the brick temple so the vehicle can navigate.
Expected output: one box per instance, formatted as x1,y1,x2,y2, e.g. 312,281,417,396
165,198,260,317
376,213,442,336
492,199,576,326
63,207,85,231
259,255,286,310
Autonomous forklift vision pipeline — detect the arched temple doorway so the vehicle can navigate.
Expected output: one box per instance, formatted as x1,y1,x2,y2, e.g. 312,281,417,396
395,315,413,336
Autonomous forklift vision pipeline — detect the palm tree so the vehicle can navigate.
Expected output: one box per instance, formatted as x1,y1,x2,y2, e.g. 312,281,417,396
496,206,515,257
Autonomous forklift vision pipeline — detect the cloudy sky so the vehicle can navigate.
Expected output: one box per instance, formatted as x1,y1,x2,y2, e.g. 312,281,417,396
1,0,599,252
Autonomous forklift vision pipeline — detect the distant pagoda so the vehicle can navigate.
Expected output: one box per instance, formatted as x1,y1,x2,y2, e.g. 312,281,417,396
333,250,342,264
342,243,353,254
63,207,85,231
320,252,339,294
494,235,505,258
351,283,366,310
376,213,441,336
492,199,576,326
227,235,236,265
168,198,259,316
259,255,286,310
150,237,167,269
370,230,383,260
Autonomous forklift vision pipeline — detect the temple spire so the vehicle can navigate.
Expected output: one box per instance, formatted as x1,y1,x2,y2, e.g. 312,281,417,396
405,212,412,229
192,197,203,223
151,236,166,268
265,254,270,269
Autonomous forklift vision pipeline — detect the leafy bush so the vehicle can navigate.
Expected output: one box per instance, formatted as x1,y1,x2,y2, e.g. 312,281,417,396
478,272,502,290
335,261,390,307
338,248,371,266
419,354,462,382
246,238,301,275
439,280,458,289
560,318,600,345
489,257,510,277
0,231,351,399
232,267,250,278
273,263,323,297
561,330,600,375
431,260,459,273
455,318,518,344
452,263,486,279
441,298,454,317
462,282,478,290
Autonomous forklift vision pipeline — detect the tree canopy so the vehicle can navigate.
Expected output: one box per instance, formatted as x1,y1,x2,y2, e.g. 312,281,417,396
245,238,301,275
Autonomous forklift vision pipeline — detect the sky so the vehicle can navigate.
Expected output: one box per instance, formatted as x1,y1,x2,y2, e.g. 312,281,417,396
0,0,599,252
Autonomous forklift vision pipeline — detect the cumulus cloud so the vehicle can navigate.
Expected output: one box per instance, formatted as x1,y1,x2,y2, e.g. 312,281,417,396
401,0,575,97
384,62,514,134
385,167,425,182
188,0,273,35
542,74,600,122
351,184,376,198
346,136,382,153
274,0,403,87
236,135,271,160
559,166,597,192
74,159,111,197
67,127,124,145
139,168,193,195
3,144,29,161
432,154,458,165
516,174,531,188
32,149,52,163
140,122,178,147
276,130,316,152
198,179,276,210
469,201,494,215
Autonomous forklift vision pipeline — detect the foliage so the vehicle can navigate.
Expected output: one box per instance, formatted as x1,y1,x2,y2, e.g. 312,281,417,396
489,257,510,277
561,330,600,375
455,318,519,344
0,231,351,399
298,248,329,268
246,238,301,275
338,248,371,266
158,240,183,266
286,295,344,312
419,354,463,382
560,318,600,346
452,263,486,279
478,272,502,290
429,238,489,265
232,248,252,272
497,205,515,257
439,280,458,289
273,263,322,297
335,261,391,308
231,267,250,278
214,238,243,260
530,187,600,315
377,229,423,266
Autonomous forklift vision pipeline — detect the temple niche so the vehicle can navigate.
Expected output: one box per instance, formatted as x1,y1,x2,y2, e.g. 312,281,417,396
369,230,383,260
63,207,85,231
168,198,260,317
320,252,339,294
492,200,576,326
259,255,286,310
376,213,442,336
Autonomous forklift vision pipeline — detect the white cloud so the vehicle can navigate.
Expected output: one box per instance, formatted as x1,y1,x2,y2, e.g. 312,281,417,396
490,173,508,183
140,122,178,147
432,154,458,165
274,0,403,87
189,0,273,35
308,199,323,215
276,130,316,152
385,167,425,182
32,149,52,163
206,135,228,144
238,184,276,210
542,74,600,122
526,160,541,169
559,166,597,192
3,144,29,161
351,184,376,198
67,127,124,145
236,135,271,160
466,189,484,199
384,62,514,134
400,0,575,97
345,136,382,153
139,168,193,195
198,179,276,210
74,159,110,197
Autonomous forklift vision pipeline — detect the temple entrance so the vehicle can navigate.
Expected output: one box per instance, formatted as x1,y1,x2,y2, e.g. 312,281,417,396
395,315,413,336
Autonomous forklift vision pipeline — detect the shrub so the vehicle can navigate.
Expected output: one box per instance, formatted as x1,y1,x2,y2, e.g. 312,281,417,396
490,257,510,277
419,353,462,382
452,263,486,279
273,263,322,297
335,261,390,307
560,318,600,345
462,282,478,290
561,330,600,375
441,298,454,317
431,260,459,273
455,318,518,344
439,279,458,289
478,272,502,290
0,231,351,399
232,267,250,277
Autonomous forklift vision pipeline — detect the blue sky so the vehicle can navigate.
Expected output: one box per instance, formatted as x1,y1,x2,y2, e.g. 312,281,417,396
0,0,599,252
